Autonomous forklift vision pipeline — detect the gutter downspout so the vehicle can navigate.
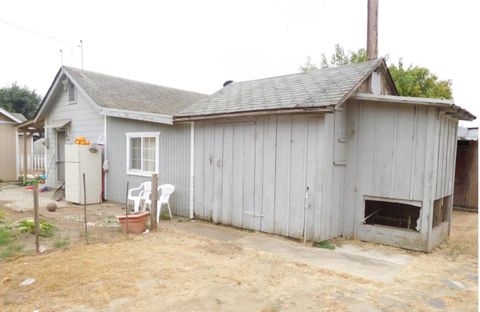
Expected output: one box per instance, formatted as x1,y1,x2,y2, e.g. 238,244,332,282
189,121,194,219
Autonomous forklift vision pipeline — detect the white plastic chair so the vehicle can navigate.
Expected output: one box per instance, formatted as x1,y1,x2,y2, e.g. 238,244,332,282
145,184,175,221
127,182,151,212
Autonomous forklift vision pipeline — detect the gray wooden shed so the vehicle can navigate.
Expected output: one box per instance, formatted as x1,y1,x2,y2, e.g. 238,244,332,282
175,58,475,252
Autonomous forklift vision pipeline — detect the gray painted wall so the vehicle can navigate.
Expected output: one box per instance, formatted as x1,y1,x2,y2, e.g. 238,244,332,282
193,114,344,242
343,99,458,251
45,79,104,188
105,116,191,217
193,101,459,251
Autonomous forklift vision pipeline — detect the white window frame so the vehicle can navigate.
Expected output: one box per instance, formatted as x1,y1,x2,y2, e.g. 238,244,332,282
67,82,76,104
126,132,160,177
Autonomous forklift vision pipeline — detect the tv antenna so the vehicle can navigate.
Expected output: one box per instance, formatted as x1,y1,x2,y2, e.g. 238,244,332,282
59,49,63,66
78,40,84,71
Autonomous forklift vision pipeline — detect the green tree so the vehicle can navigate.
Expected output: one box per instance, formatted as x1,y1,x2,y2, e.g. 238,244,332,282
300,45,453,99
299,44,367,71
0,83,42,119
389,60,452,99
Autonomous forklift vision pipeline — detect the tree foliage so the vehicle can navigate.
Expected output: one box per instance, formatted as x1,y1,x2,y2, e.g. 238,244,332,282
0,83,42,119
389,60,452,99
300,44,453,99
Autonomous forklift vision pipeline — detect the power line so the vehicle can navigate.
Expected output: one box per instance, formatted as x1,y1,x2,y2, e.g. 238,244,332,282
0,18,75,47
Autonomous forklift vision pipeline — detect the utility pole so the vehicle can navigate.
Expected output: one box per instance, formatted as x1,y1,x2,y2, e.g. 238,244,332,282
367,0,378,60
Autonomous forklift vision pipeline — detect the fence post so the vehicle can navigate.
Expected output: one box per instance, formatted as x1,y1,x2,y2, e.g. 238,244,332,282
151,173,158,231
33,183,40,253
23,131,27,184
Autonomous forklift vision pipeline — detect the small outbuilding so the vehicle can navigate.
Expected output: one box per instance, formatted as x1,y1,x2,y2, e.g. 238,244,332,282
0,107,32,181
454,127,478,211
176,58,475,252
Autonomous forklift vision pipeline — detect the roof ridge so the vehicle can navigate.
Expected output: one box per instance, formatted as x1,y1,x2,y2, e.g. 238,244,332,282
62,66,207,96
224,58,383,86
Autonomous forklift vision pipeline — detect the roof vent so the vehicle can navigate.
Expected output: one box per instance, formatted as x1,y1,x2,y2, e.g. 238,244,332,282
223,80,234,87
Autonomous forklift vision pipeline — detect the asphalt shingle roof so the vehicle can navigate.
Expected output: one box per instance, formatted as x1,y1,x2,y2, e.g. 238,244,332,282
64,66,207,116
176,59,382,117
12,113,27,122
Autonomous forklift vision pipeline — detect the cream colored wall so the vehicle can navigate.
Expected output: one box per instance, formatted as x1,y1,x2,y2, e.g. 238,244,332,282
0,124,17,181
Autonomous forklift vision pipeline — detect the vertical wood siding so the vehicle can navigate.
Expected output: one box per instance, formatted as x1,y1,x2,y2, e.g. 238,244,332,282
106,117,191,217
45,85,104,187
193,114,341,242
344,100,458,251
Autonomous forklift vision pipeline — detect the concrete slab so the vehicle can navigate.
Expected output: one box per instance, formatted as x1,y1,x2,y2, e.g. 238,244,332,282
168,221,412,283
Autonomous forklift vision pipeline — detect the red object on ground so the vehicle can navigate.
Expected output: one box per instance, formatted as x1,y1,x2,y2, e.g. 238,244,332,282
25,186,34,190
117,212,149,234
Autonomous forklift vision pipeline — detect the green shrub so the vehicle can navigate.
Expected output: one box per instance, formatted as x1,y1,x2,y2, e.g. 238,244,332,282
313,240,336,250
17,219,54,237
0,226,12,246
0,244,23,259
53,237,70,249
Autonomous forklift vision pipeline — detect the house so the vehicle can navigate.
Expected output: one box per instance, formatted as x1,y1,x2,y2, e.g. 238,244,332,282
175,58,475,252
454,127,478,211
19,66,205,214
0,107,33,181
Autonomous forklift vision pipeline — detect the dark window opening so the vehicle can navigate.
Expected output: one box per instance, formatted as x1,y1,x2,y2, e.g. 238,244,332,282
432,196,450,228
364,200,420,231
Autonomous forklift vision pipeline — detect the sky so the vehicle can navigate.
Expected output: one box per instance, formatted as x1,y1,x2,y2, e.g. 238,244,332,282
1,0,479,126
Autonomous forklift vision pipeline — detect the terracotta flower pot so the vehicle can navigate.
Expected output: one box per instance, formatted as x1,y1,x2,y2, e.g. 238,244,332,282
117,212,149,234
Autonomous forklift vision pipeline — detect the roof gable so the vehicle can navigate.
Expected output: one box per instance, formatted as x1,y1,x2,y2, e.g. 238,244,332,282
34,67,207,125
0,106,24,124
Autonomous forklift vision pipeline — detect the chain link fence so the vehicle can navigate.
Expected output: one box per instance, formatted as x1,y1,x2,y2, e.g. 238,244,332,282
0,181,128,258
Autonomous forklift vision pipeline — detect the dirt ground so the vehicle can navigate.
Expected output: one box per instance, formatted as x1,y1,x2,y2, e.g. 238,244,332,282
0,188,477,311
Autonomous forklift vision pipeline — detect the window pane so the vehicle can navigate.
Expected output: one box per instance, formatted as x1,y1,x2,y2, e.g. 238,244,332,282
143,137,156,172
129,137,141,170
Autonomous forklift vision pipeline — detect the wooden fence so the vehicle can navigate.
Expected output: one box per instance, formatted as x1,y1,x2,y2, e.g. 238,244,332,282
20,154,45,174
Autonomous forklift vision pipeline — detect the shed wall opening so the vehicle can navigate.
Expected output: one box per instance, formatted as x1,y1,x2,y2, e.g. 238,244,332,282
432,196,450,228
364,199,420,231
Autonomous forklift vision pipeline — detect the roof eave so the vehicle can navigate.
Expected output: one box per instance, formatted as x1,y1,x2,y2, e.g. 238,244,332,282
350,93,476,121
0,106,23,124
100,107,174,125
174,106,335,122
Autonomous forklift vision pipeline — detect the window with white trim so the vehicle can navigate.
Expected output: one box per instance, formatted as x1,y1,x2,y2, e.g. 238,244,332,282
126,132,160,176
67,81,76,104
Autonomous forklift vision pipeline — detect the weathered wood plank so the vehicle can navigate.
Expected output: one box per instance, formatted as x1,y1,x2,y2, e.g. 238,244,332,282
194,122,204,218
261,116,277,233
221,125,234,225
374,103,396,197
242,123,256,230
274,115,292,236
288,116,308,238
212,124,224,223
202,124,215,220
231,124,245,227
393,105,415,199
253,117,265,231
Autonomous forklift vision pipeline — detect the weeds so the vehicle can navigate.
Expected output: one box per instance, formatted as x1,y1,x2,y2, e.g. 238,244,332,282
53,237,70,249
0,225,12,245
313,240,336,250
0,244,23,259
0,224,24,260
17,219,54,237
